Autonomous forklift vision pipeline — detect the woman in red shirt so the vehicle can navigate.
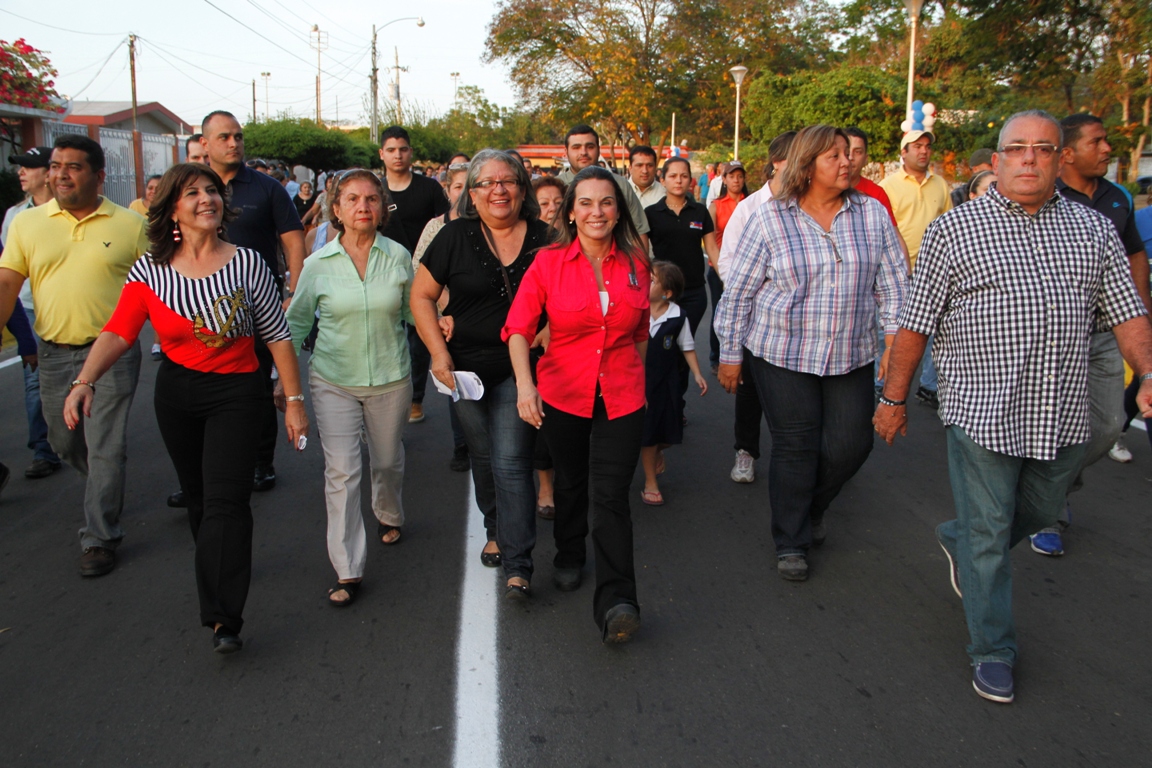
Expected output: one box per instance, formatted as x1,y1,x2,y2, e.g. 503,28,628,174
503,166,650,644
63,163,308,654
708,160,748,249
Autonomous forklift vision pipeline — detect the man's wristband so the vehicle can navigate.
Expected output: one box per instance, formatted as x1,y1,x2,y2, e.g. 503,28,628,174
878,395,906,407
1141,372,1152,383
70,379,95,392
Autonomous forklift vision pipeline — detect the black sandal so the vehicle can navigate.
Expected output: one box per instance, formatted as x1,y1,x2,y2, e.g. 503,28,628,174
504,580,530,600
378,523,402,546
328,581,361,607
480,546,502,567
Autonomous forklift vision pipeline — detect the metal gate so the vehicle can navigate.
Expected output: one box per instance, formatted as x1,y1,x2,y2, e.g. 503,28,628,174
98,127,136,208
41,120,87,148
141,133,175,178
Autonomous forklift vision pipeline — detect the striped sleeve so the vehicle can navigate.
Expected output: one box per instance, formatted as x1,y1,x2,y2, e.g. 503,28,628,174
242,248,292,343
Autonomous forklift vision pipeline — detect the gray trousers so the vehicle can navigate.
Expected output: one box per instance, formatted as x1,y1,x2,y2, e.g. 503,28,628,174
1067,331,1125,499
38,339,141,550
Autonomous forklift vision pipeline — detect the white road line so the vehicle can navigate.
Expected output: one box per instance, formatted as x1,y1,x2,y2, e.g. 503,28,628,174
0,356,22,370
1134,419,1147,432
452,477,500,768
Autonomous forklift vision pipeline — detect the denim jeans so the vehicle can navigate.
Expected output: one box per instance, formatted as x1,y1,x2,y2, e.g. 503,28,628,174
38,339,141,550
750,357,875,556
1122,375,1152,451
1067,332,1125,499
453,375,537,581
22,309,60,465
919,334,938,392
936,426,1085,665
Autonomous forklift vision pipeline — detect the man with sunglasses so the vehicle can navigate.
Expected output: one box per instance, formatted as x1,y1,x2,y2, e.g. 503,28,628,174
1023,114,1152,555
875,110,1152,703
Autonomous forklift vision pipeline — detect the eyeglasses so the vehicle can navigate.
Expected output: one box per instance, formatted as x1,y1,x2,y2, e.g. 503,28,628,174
473,179,522,190
997,143,1059,159
448,162,470,171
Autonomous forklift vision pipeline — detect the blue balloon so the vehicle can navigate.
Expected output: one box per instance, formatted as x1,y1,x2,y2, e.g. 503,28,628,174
913,110,925,121
912,121,924,131
912,99,924,110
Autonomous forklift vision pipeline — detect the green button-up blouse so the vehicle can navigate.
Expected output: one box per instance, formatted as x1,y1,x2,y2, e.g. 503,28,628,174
286,231,414,387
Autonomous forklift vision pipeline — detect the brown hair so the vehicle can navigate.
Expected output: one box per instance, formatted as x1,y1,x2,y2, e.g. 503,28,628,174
776,125,851,203
328,169,391,234
146,163,237,266
553,166,648,275
532,175,567,196
651,260,685,302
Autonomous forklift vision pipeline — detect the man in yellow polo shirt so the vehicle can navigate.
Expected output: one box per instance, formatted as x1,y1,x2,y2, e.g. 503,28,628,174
880,130,953,408
0,135,148,577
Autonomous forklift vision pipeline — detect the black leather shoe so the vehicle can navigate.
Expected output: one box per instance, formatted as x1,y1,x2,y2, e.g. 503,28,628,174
213,627,244,654
253,464,276,492
24,459,61,479
480,547,502,567
449,445,470,472
602,603,640,644
79,546,116,577
553,567,582,592
167,489,187,508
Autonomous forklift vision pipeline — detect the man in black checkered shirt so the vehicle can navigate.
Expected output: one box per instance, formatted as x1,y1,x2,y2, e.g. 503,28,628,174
874,110,1152,704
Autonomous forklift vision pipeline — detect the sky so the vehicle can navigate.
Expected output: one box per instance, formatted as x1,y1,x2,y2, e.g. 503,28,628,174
2,1,518,130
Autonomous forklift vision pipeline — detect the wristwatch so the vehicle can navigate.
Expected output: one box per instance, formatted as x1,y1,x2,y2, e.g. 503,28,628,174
1141,372,1152,383
285,394,305,403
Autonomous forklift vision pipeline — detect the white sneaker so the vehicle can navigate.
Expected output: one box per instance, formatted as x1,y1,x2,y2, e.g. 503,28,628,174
1108,438,1133,463
730,450,755,483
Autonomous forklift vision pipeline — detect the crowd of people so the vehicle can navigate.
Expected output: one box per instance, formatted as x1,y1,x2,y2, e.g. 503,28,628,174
1,107,1151,706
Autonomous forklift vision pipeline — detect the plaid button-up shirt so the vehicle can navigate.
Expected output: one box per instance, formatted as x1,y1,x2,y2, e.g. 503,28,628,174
899,185,1147,460
714,192,907,376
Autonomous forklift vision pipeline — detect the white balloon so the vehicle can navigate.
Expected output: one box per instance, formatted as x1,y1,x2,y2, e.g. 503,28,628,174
900,119,913,133
923,116,936,129
923,102,936,116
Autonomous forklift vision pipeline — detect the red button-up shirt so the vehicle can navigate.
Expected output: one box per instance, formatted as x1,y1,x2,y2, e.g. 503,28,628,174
502,239,650,418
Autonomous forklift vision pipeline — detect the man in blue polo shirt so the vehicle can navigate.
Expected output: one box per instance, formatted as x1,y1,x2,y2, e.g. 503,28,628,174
185,110,305,498
1028,113,1151,556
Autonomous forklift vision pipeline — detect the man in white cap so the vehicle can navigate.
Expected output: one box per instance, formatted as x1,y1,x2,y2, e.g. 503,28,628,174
880,130,952,408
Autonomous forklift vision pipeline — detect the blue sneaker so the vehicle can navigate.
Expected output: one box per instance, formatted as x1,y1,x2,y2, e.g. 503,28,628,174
1029,526,1064,556
972,661,1014,703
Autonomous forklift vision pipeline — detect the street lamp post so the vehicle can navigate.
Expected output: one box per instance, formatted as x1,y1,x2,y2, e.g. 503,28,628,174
370,16,425,144
729,65,749,161
260,72,271,122
450,71,460,106
903,0,925,119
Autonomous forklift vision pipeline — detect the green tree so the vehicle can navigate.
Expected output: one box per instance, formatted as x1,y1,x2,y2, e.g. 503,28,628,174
244,119,363,170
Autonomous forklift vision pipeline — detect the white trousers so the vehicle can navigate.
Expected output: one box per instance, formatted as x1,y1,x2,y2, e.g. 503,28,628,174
311,372,412,580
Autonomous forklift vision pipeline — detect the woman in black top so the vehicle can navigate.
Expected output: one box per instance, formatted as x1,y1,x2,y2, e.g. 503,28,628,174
293,181,315,222
411,149,552,599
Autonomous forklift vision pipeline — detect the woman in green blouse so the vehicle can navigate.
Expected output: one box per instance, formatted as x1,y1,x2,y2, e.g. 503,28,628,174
286,169,414,607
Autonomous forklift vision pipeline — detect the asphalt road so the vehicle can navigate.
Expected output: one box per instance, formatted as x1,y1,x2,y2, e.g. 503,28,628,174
2,323,1151,767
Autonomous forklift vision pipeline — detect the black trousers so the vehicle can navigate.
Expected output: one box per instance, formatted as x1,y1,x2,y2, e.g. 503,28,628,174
733,348,765,458
253,335,278,468
676,285,709,407
154,360,263,633
542,397,644,630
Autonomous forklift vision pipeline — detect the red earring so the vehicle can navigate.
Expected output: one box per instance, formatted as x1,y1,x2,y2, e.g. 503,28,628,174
172,222,182,242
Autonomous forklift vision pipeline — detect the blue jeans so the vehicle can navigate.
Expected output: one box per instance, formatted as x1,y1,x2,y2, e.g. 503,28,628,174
750,358,875,556
453,376,537,581
920,334,938,392
936,426,1085,665
22,309,60,465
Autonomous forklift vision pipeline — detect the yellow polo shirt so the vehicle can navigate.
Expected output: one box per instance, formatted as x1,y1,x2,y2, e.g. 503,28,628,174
878,167,952,266
0,197,148,344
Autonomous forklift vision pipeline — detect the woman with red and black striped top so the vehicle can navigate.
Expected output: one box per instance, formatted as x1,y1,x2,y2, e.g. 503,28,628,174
64,163,307,655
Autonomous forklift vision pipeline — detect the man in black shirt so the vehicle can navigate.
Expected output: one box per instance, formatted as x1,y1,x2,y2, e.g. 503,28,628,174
378,126,450,423
1028,113,1152,556
195,110,304,495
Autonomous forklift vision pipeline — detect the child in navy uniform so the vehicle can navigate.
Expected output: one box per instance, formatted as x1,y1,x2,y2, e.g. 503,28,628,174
640,262,707,505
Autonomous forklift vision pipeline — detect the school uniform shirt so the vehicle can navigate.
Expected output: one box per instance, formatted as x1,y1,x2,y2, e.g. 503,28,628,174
103,248,291,374
649,302,694,349
645,198,714,290
643,302,690,447
503,239,651,419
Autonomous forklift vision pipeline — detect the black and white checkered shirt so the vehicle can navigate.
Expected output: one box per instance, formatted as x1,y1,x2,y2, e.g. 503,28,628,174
899,185,1146,460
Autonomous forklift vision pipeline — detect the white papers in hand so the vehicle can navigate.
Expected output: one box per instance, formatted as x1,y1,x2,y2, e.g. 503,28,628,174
433,371,485,402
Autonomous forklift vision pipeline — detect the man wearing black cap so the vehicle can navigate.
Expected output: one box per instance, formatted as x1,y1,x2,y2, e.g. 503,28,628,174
1,147,62,480
950,148,994,208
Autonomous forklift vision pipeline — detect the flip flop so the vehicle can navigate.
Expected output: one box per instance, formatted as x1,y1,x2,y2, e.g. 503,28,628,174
641,489,664,506
328,580,361,607
377,523,402,545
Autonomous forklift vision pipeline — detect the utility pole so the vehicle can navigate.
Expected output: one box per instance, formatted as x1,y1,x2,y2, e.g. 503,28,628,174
310,25,328,125
260,72,271,122
128,34,138,132
390,47,409,125
450,71,460,106
370,25,379,143
252,79,257,124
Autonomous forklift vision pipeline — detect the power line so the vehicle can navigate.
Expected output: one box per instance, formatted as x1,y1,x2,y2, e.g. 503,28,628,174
138,38,251,86
0,8,124,37
69,37,129,99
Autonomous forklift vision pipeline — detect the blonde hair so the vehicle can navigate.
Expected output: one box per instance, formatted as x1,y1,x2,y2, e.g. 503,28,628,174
776,125,851,203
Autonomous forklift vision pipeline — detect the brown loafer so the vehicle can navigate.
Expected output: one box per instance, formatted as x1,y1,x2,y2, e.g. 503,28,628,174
80,546,116,577
535,504,555,520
